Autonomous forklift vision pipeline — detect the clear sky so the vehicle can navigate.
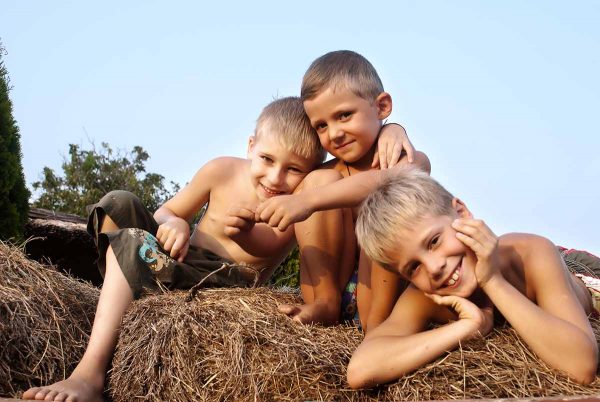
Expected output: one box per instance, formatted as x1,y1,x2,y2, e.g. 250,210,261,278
2,1,599,253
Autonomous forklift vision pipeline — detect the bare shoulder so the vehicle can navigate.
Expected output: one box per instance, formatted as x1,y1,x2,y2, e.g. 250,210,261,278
201,156,247,175
303,167,343,185
498,232,557,262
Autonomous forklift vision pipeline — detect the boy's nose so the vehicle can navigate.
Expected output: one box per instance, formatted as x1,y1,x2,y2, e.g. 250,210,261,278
328,125,345,141
424,255,445,280
267,168,284,186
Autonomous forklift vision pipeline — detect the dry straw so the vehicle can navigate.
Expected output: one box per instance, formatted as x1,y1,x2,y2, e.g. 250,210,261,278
110,288,600,401
1,241,599,401
0,240,99,398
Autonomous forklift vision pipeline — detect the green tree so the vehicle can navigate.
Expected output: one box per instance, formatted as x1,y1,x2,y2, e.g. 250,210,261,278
0,41,30,240
33,142,179,216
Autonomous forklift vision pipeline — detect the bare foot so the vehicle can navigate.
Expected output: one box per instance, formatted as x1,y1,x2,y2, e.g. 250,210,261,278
22,375,104,402
278,301,339,325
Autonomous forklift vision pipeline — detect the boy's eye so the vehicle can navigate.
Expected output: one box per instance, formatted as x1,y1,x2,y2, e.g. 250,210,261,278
339,111,352,120
288,167,303,174
406,262,419,278
429,235,440,250
260,155,273,163
315,122,327,132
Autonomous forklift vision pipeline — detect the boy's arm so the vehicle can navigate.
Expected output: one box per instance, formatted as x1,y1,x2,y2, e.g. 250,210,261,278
223,207,295,257
363,258,407,333
453,221,598,384
153,158,225,261
347,286,491,389
255,167,394,231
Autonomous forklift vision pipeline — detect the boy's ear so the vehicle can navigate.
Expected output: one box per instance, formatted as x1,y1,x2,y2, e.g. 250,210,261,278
247,135,257,157
375,92,393,120
452,198,473,218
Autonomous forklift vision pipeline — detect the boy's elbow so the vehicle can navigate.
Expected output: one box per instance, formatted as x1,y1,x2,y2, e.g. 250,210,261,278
570,365,597,385
347,350,378,389
347,358,369,389
567,347,598,385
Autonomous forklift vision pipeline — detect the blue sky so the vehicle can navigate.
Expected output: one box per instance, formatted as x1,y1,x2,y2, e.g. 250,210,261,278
2,1,599,253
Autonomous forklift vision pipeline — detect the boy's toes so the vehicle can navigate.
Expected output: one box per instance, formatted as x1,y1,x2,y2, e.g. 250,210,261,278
54,392,68,401
22,387,41,399
44,390,59,400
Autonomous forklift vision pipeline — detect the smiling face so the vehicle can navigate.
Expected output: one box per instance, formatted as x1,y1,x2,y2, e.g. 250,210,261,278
387,211,478,298
303,86,392,164
247,133,314,202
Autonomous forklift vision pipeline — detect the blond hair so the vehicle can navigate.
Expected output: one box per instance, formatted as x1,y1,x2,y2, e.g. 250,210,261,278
255,97,326,166
356,170,454,268
301,50,384,101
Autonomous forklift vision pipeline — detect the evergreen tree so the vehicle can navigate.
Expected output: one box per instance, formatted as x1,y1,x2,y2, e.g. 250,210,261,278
0,41,30,240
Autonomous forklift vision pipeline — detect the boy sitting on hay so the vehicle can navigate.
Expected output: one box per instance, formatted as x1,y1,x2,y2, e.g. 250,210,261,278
257,168,599,386
22,96,355,402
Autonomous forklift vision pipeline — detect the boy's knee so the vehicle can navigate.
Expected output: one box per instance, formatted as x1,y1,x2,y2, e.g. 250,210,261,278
98,190,143,211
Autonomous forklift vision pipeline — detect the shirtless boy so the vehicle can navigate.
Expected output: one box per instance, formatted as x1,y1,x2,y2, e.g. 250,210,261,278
260,50,431,331
348,169,598,387
22,96,337,402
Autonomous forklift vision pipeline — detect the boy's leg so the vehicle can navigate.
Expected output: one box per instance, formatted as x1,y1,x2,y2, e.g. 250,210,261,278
356,252,406,333
24,191,154,401
23,245,133,402
281,170,349,325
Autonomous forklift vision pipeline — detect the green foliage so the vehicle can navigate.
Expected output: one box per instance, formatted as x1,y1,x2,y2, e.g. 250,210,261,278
270,246,300,288
33,142,179,216
0,41,30,240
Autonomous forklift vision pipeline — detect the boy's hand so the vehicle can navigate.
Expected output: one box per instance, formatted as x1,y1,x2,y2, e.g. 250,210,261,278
156,217,190,262
372,123,415,169
223,205,256,237
452,218,501,289
426,293,494,338
255,194,313,231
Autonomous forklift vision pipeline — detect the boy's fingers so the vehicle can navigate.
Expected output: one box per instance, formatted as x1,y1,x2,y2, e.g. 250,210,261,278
170,236,186,258
389,143,402,167
379,144,389,169
371,145,380,168
177,243,190,262
404,141,415,163
162,234,176,253
223,226,241,237
277,218,291,232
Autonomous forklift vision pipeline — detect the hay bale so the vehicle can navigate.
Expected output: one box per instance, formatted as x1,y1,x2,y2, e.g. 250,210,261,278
108,288,362,401
0,241,99,398
109,288,600,402
383,321,600,400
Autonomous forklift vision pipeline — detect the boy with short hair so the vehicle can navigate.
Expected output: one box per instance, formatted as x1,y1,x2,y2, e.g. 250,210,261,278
260,50,431,331
22,96,340,402
348,169,599,387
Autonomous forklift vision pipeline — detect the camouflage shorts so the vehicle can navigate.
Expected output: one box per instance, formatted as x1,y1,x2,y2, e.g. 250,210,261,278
87,190,259,299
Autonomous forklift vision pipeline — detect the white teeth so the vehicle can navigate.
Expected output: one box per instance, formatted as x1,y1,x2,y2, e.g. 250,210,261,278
445,268,459,287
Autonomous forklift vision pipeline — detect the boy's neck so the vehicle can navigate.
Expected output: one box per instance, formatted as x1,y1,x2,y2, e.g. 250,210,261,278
344,145,377,174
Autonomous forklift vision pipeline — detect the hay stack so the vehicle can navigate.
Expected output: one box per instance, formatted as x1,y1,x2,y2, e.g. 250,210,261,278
110,288,600,402
0,241,99,398
109,288,362,401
